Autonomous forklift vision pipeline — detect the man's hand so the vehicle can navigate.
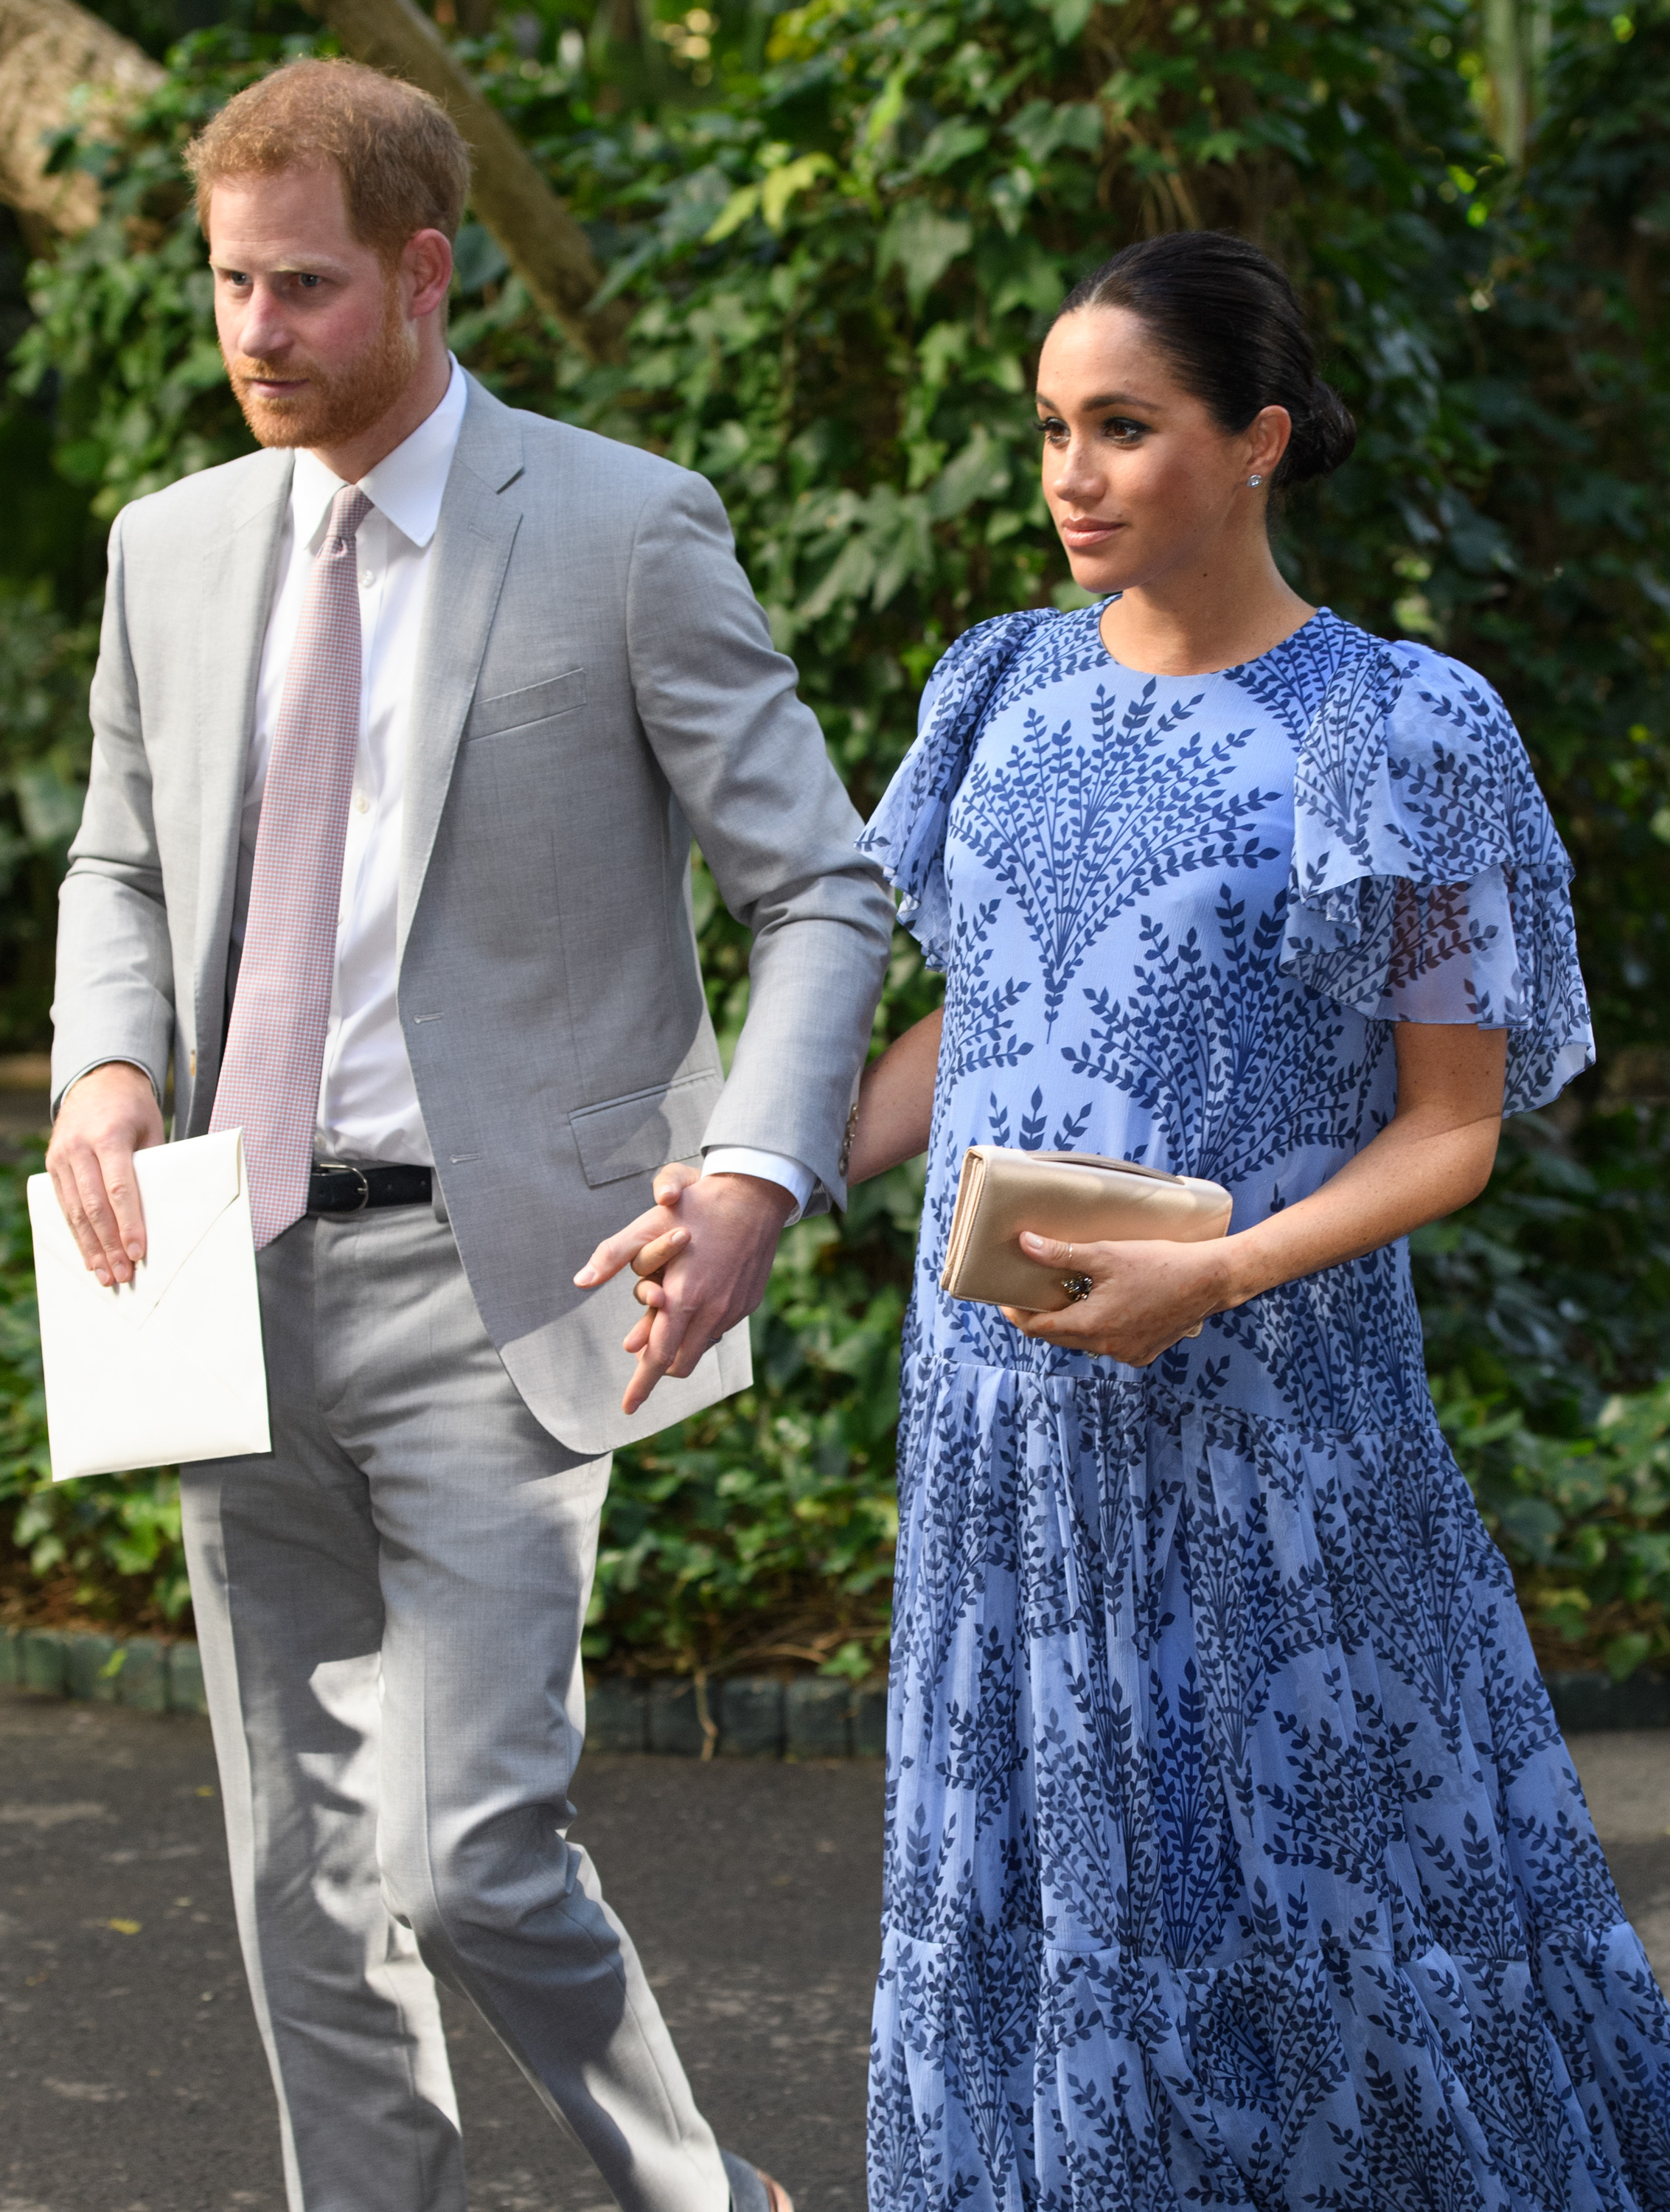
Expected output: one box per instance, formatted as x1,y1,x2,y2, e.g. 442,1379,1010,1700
576,1163,795,1415
45,1062,165,1287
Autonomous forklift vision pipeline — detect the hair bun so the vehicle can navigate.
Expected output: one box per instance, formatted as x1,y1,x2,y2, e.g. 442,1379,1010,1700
1281,376,1357,487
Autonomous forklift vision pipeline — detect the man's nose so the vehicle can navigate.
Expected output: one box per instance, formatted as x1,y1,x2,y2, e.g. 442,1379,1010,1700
236,282,291,360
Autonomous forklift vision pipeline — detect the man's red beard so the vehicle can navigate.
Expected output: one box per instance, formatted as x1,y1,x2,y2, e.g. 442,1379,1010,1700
227,281,419,451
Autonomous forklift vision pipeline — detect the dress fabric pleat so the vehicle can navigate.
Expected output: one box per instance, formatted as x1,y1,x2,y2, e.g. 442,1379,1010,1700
858,606,1669,2211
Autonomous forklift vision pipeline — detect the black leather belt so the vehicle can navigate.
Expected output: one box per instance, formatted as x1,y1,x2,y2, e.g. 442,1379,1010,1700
307,1161,434,1215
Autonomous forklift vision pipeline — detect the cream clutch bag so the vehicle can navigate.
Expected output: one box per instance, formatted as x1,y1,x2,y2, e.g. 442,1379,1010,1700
940,1147,1234,1325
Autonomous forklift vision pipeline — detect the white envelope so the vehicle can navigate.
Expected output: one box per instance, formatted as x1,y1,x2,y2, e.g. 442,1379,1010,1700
29,1130,271,1481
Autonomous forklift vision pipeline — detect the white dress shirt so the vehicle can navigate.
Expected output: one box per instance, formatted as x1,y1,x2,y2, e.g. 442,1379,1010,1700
238,358,815,1217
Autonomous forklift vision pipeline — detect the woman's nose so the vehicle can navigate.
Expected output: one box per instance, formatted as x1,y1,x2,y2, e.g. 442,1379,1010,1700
1052,436,1104,507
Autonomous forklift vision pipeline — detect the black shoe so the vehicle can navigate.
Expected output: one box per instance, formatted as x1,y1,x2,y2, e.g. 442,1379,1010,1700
721,2149,795,2212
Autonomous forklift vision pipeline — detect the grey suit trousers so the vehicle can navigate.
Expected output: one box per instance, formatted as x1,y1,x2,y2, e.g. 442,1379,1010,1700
181,1204,727,2212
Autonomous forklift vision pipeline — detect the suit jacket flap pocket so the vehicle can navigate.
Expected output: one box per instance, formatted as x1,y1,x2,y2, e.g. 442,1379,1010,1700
470,667,586,740
570,1073,723,1188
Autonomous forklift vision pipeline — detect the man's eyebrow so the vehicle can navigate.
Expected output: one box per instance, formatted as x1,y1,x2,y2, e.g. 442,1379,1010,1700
207,257,345,276
1034,390,1163,412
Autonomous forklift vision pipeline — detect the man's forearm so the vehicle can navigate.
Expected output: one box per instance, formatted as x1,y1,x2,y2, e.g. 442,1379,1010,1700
702,903,894,1205
52,871,175,1116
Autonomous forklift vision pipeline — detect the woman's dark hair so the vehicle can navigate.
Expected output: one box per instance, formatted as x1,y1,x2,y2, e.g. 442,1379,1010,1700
1055,232,1356,488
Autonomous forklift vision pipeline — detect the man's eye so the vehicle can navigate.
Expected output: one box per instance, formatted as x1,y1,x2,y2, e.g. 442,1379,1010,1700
294,274,323,289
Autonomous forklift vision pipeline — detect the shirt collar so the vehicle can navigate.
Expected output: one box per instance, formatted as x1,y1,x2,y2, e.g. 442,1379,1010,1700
291,355,469,554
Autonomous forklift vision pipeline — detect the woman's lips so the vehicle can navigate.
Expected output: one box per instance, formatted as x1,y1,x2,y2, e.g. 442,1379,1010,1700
1060,518,1123,549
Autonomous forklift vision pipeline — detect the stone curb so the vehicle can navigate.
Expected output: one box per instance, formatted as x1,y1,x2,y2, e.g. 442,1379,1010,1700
1542,1669,1670,1733
1,1625,886,1755
2,1626,206,1714
6,1628,1655,1746
591,1672,887,1759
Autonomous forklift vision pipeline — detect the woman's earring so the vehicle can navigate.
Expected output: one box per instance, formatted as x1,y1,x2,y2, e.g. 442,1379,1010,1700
1247,473,1264,488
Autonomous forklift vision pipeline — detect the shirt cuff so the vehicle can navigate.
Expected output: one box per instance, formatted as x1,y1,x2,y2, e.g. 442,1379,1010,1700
702,1147,816,1226
51,1057,164,1121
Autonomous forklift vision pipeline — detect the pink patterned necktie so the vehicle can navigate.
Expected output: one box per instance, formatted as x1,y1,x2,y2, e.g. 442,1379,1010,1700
211,484,372,1248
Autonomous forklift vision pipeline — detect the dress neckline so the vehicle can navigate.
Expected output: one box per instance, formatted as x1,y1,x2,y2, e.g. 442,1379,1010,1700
1088,599,1336,683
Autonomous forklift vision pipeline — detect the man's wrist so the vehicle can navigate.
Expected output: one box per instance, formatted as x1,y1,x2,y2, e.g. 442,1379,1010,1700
701,1146,814,1225
702,1168,798,1226
58,1059,161,1115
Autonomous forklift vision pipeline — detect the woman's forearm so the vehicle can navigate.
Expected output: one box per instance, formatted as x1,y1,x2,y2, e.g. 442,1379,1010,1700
1214,1102,1500,1308
846,1008,943,1183
1214,1022,1509,1308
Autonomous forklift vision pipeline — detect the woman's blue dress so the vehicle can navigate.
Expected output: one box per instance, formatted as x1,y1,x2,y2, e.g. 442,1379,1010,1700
858,604,1670,2211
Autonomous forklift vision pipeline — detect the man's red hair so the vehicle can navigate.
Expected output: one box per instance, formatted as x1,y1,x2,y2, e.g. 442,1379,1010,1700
186,58,470,259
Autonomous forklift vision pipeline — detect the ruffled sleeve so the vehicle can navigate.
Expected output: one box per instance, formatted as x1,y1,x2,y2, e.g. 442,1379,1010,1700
1281,633,1593,1115
857,608,1055,970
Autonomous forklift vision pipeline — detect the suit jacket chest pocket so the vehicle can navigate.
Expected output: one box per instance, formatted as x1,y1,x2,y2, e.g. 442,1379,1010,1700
468,666,587,741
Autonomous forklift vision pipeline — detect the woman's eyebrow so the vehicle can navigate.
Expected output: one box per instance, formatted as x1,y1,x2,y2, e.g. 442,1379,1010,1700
1034,389,1163,411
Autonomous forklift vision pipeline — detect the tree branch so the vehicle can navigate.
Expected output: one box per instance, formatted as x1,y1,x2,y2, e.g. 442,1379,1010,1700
0,0,163,239
309,0,629,360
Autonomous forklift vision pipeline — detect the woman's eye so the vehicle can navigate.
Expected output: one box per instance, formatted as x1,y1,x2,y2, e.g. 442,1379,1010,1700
1105,417,1147,445
1036,416,1068,443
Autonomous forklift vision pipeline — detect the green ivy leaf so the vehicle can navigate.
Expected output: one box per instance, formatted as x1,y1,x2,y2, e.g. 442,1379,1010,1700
878,203,974,308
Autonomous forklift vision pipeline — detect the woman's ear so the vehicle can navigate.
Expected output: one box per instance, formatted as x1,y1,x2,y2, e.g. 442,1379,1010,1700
1245,404,1292,484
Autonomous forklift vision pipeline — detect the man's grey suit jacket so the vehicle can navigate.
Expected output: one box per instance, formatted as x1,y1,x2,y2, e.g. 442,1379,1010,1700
52,375,895,1455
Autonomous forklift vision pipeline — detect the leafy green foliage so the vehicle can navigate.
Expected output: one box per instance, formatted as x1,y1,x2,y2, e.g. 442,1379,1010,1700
0,1147,189,1630
1413,1105,1670,1674
1,0,1669,1674
11,35,287,518
1414,1106,1670,1427
0,588,97,1043
1436,1374,1670,1680
1442,0,1670,1053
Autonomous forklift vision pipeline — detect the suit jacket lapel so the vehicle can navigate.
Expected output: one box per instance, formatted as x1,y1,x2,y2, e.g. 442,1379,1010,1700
192,448,293,1107
397,379,525,964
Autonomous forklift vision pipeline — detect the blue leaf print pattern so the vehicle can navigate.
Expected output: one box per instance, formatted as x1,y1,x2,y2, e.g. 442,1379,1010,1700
861,606,1666,2211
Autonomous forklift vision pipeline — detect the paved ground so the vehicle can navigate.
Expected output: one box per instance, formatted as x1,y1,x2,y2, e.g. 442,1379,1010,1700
1559,1728,1670,1984
2,1688,1668,2212
0,1688,883,2212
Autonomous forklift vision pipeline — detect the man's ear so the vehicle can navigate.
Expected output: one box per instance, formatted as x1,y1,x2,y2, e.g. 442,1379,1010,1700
403,227,454,321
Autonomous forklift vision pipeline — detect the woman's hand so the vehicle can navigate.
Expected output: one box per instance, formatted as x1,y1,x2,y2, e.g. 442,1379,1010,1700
574,1160,700,1294
999,1232,1230,1366
576,1158,796,1413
